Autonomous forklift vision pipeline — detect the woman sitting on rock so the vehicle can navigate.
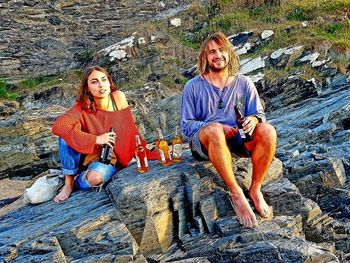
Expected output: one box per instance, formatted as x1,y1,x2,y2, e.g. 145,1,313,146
52,66,156,203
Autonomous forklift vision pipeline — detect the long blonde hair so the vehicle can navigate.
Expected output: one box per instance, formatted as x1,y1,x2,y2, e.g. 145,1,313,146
197,32,240,77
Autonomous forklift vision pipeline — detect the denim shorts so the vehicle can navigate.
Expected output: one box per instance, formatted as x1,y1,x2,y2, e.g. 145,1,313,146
59,138,116,190
190,128,251,161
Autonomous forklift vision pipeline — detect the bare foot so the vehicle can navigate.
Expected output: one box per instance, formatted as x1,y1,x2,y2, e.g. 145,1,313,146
249,188,271,219
230,190,258,228
54,176,74,203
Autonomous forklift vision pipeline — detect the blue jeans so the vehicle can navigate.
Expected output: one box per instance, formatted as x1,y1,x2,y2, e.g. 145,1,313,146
58,138,116,190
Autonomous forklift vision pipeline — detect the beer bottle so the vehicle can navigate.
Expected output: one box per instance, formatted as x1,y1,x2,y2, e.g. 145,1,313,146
157,128,172,166
172,126,182,162
100,127,115,164
234,105,253,142
155,129,162,163
135,135,149,173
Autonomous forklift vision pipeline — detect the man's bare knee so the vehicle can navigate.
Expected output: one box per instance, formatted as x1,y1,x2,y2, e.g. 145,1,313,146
261,123,276,143
200,123,225,143
255,123,274,136
86,170,102,186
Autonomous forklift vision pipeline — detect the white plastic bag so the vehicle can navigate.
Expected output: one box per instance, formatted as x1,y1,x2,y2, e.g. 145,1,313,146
23,169,64,204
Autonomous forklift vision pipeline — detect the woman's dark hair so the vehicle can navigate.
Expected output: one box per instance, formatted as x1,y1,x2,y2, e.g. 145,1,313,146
77,66,117,112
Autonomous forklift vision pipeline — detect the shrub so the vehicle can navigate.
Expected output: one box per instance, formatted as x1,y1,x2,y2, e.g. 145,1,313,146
286,6,314,21
0,79,18,100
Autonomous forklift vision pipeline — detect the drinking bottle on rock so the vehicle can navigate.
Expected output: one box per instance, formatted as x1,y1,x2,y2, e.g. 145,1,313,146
135,135,149,173
172,126,183,162
157,128,172,166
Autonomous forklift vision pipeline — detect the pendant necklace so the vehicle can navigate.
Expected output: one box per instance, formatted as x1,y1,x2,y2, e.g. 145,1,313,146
208,74,229,109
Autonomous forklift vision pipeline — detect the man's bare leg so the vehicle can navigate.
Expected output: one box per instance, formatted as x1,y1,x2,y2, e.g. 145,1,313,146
246,123,277,218
199,123,258,228
54,175,74,203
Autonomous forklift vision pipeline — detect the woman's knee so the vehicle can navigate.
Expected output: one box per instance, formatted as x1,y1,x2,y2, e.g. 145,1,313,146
86,170,102,186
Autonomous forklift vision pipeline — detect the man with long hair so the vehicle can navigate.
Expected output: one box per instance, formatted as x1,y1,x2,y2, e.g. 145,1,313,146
180,32,277,228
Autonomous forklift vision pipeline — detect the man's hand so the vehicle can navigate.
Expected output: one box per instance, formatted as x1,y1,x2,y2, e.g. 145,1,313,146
243,116,259,135
223,124,238,139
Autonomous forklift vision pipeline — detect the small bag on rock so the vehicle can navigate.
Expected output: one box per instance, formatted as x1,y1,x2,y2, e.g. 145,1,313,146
23,169,64,205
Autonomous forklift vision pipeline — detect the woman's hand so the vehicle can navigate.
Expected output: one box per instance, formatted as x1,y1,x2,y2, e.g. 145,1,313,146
96,131,116,148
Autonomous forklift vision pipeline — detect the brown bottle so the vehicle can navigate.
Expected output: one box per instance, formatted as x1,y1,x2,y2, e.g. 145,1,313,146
172,126,183,162
234,105,253,142
154,130,162,163
100,127,115,164
157,128,172,166
135,135,149,173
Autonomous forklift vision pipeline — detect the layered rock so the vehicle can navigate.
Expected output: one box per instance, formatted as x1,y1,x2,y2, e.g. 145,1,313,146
0,0,195,78
1,148,345,262
0,20,350,262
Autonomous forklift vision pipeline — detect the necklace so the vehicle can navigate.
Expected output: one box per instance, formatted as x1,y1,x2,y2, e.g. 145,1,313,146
208,74,229,109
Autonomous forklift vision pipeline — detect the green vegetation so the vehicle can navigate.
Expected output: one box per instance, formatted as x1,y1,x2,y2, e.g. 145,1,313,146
175,0,350,53
286,6,315,21
0,79,18,100
297,64,323,83
17,75,63,91
2,0,349,97
77,50,94,65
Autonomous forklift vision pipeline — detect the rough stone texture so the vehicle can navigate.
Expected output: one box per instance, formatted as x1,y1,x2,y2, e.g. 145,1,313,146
0,191,146,262
0,0,195,78
1,8,350,261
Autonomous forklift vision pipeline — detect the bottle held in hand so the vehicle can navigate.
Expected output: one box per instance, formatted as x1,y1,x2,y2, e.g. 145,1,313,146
172,126,183,162
157,128,172,166
100,127,115,164
234,105,253,142
135,135,149,173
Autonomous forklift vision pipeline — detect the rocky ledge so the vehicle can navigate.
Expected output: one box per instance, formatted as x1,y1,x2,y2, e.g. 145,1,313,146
0,28,350,261
1,147,348,262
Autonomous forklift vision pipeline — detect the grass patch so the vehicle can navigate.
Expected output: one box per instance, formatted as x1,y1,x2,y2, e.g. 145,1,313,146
286,6,315,21
315,20,350,41
179,35,201,49
17,75,62,91
263,68,290,84
0,79,18,100
321,0,350,12
76,49,94,66
297,64,323,83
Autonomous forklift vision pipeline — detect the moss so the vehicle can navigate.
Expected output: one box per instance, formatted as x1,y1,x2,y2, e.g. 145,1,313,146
0,79,18,100
18,75,61,91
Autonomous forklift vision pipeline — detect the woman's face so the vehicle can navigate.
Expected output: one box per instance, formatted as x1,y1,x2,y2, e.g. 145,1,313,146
87,70,111,99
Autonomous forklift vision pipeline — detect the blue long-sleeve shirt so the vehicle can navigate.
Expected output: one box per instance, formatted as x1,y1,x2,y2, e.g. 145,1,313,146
180,74,266,140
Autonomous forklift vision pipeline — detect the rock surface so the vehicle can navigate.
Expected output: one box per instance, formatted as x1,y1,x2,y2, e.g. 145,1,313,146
1,1,350,262
0,148,344,262
0,0,196,78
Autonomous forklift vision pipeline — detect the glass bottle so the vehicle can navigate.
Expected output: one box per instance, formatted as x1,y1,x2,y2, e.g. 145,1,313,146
155,129,162,163
157,128,172,166
172,126,182,162
135,135,149,173
234,105,253,142
100,127,115,164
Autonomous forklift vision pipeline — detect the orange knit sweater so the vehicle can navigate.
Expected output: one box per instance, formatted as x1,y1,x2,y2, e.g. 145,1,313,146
52,101,157,168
